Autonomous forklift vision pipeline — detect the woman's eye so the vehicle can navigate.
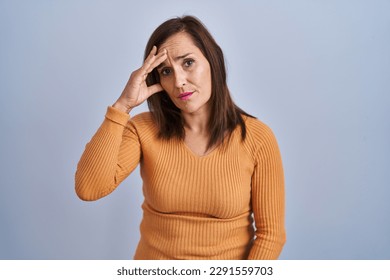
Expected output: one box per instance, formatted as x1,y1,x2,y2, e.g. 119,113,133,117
161,68,171,76
184,59,194,67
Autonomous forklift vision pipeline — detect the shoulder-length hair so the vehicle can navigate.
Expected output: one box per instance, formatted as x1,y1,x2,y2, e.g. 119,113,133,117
145,15,253,150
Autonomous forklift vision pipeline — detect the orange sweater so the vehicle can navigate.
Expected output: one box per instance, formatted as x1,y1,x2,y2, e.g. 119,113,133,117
75,106,285,259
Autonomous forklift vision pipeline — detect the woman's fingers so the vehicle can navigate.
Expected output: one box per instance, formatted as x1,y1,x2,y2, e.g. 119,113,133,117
115,47,167,112
147,83,164,97
141,46,157,73
145,45,158,62
142,47,167,76
148,49,167,73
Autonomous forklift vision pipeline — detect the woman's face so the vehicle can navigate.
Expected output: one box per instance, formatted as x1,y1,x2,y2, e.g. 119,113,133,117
157,32,212,115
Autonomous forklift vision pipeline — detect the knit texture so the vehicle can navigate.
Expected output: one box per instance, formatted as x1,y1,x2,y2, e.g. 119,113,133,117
75,106,286,259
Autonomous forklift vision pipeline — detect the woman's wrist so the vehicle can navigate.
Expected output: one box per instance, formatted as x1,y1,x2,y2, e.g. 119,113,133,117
112,100,132,114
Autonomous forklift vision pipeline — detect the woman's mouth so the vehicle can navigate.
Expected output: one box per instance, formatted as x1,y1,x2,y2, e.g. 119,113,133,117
178,92,194,101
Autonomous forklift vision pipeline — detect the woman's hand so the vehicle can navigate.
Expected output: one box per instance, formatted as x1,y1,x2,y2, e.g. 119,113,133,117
113,46,167,114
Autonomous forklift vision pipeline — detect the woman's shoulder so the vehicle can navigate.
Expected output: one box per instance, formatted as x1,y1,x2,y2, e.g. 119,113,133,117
241,114,280,156
242,114,275,140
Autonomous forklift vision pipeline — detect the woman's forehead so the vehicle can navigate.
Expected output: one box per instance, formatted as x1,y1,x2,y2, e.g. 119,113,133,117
158,32,198,54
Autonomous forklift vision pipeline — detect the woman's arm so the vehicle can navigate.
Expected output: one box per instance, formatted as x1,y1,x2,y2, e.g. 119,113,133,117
75,47,167,201
75,106,141,201
248,125,286,259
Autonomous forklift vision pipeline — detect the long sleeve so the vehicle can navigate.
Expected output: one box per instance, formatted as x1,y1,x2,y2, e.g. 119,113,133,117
75,106,141,201
247,122,286,259
75,110,285,259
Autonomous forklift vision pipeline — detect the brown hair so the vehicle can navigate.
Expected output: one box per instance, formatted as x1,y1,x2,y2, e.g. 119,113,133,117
145,15,253,150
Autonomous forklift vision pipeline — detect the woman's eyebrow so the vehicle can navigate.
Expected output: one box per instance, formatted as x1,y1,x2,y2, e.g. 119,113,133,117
157,53,193,70
174,53,192,61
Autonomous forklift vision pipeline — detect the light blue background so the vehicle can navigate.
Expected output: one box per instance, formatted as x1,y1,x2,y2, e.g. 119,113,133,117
1,0,389,259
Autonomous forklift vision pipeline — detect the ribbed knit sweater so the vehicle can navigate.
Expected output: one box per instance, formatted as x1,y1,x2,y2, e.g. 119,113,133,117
75,106,285,259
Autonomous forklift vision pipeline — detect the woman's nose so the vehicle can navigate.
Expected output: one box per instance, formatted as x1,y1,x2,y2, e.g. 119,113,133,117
174,68,186,88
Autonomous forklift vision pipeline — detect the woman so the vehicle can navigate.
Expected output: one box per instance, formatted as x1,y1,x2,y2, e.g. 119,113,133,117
75,15,285,259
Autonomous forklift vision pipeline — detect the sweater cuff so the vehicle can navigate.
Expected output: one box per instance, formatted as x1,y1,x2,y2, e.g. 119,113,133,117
105,106,130,126
99,106,131,135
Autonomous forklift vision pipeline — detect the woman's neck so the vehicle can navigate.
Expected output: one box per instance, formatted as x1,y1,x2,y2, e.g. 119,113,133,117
182,105,211,135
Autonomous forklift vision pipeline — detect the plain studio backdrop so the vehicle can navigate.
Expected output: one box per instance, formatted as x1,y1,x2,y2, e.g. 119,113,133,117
0,0,389,259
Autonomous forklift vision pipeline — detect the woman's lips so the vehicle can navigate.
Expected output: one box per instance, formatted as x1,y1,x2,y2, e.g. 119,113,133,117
178,91,193,101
